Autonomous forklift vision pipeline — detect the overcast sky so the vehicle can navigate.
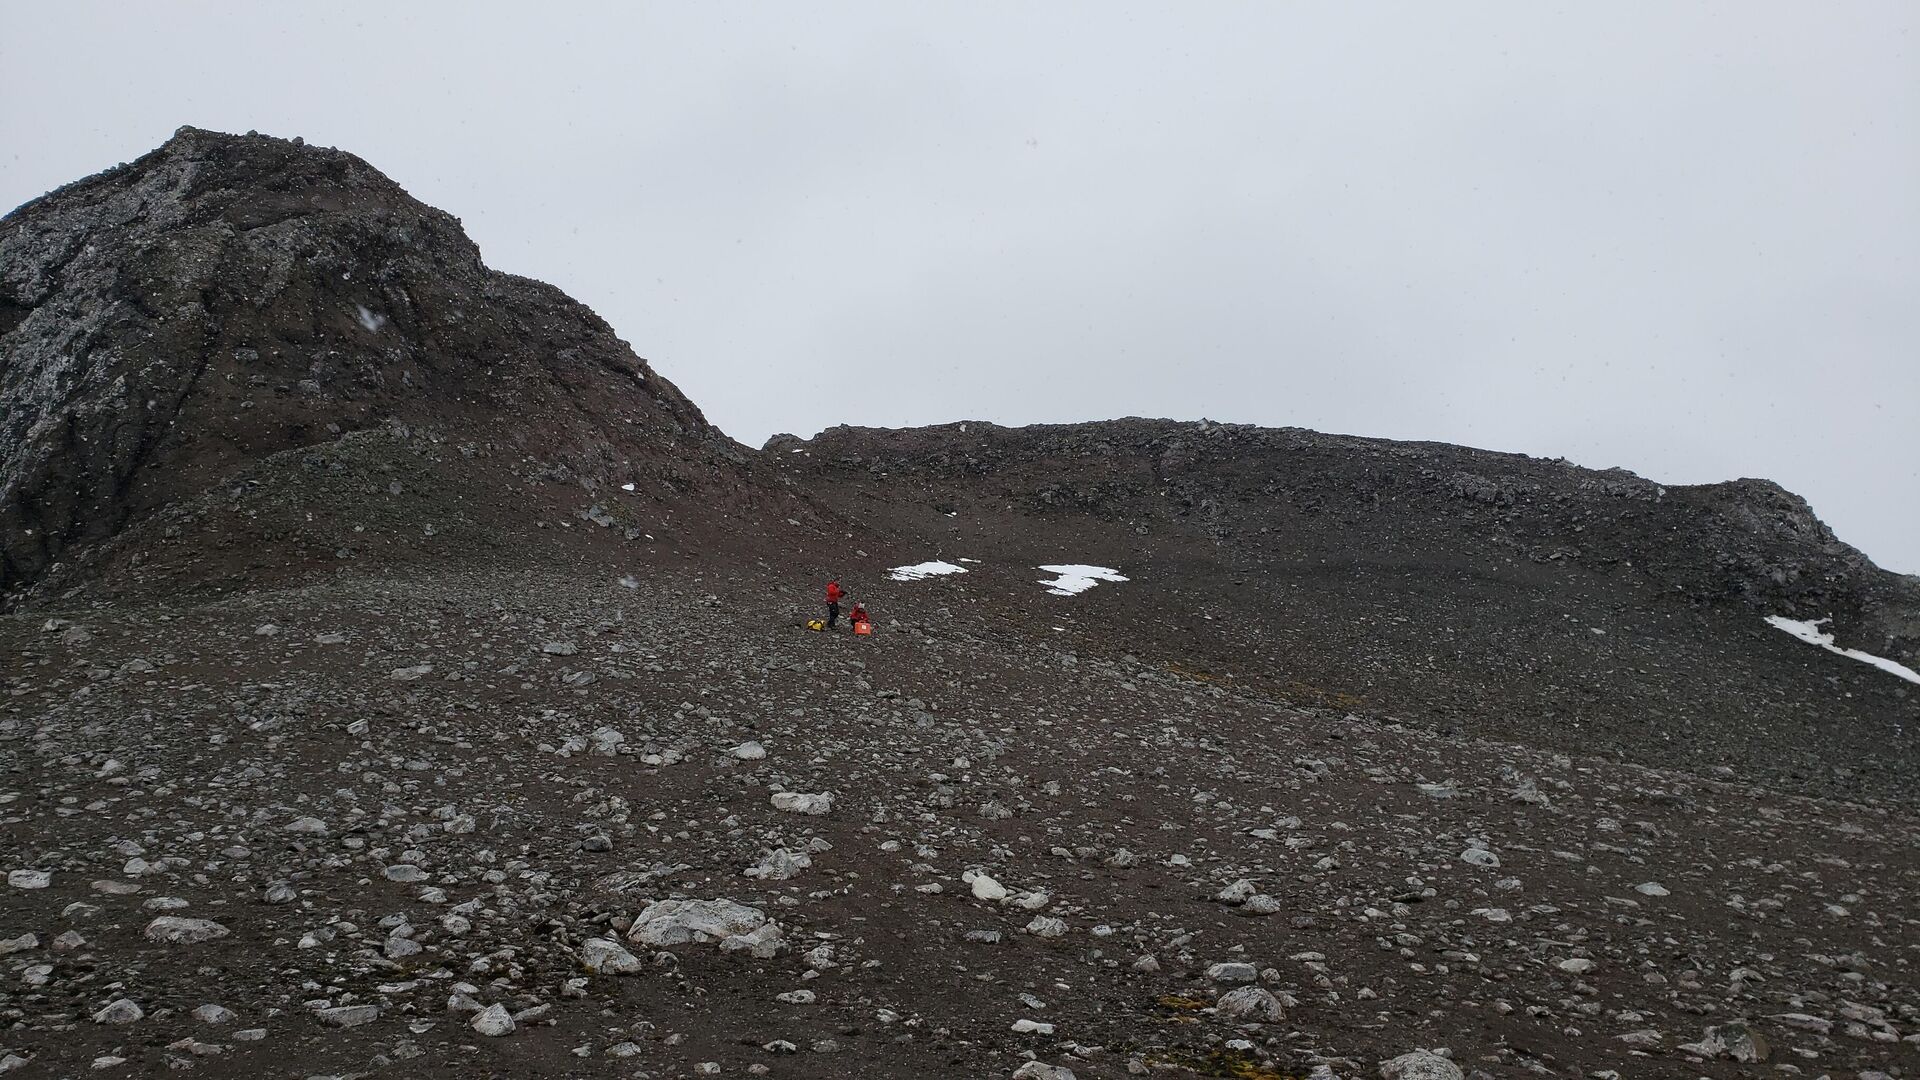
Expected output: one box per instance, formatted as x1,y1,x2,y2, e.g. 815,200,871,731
4,3,1916,570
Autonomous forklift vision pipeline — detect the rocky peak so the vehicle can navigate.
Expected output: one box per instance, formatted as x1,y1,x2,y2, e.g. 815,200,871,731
1,127,724,593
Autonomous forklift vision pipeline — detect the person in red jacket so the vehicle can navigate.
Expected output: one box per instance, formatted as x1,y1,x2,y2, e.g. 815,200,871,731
848,602,869,630
824,579,845,630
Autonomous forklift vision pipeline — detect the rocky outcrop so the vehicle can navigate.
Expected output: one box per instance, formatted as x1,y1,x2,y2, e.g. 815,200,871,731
1,126,731,595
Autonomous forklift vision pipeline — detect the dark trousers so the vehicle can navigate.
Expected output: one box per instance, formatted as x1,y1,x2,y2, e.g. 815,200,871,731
827,602,840,628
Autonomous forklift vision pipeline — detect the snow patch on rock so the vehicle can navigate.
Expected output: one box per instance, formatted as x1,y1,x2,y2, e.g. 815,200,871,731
888,560,968,582
1765,616,1920,685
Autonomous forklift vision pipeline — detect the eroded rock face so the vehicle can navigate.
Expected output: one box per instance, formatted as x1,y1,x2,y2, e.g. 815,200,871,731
0,126,727,596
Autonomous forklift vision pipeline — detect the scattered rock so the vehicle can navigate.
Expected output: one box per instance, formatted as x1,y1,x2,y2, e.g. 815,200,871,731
628,898,784,956
1024,916,1068,938
471,1003,515,1037
1012,1018,1055,1035
1216,986,1286,1021
770,791,834,815
1207,961,1258,983
316,1005,380,1028
144,916,231,944
1458,846,1500,869
91,999,144,1025
1378,1051,1462,1080
968,871,1009,901
580,937,644,975
1678,1021,1770,1063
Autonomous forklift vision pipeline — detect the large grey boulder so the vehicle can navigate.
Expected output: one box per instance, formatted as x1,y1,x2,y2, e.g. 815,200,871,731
627,898,785,957
1378,1051,1463,1080
144,916,231,944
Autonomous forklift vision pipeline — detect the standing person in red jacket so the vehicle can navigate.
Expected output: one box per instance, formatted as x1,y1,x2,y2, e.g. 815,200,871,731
824,579,845,630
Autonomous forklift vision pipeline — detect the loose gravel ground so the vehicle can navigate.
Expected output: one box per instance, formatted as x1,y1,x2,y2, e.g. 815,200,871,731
4,566,1914,1078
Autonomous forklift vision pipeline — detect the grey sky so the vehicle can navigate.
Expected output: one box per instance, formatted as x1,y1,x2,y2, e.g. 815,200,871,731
5,2,1916,570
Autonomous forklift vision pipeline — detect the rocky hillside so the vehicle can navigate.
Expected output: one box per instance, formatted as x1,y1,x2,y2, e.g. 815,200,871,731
0,127,785,605
771,420,1919,801
1,130,1916,1078
2,568,1916,1079
777,419,1919,663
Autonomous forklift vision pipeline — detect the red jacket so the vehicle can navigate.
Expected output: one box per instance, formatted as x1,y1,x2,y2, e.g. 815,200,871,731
825,582,844,604
849,606,869,624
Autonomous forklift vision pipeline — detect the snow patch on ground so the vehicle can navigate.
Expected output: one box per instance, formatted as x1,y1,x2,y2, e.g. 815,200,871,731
1765,616,1920,685
355,305,386,332
888,561,968,582
1037,565,1127,596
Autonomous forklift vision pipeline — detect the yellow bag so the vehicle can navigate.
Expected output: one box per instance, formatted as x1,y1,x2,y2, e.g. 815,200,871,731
805,619,826,632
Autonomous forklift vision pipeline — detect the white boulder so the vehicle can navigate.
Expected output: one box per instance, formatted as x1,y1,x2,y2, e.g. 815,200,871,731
968,872,1009,901
471,1003,515,1036
1216,879,1257,904
144,917,231,945
744,848,811,881
581,937,644,974
1024,915,1068,938
1459,847,1500,869
1216,986,1286,1022
92,999,144,1025
770,791,833,815
1207,961,1258,984
628,898,785,957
